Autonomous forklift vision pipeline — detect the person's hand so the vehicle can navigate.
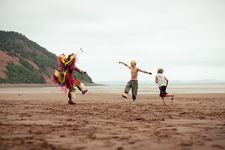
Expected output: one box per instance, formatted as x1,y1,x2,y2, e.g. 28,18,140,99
149,72,152,75
81,70,86,74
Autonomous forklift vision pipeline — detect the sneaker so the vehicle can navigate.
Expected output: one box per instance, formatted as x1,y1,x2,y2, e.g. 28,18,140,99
68,100,76,105
82,89,88,95
122,93,128,99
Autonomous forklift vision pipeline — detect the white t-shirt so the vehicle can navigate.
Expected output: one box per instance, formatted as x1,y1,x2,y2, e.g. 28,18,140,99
156,73,167,87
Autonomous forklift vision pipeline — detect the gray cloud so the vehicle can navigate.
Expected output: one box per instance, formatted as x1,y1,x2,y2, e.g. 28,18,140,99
1,0,225,82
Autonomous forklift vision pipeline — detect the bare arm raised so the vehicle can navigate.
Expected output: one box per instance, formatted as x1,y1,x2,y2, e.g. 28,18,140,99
119,61,131,69
138,68,152,75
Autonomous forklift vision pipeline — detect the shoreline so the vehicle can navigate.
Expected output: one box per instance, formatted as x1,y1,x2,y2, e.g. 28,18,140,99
0,83,225,94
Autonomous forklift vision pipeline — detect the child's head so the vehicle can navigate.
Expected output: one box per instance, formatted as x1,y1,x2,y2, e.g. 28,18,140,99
157,68,164,74
130,60,136,67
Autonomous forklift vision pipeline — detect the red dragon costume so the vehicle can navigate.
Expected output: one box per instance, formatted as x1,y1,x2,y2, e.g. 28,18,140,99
53,53,88,104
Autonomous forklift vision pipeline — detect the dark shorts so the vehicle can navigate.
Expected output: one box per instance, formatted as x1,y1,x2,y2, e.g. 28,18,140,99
159,86,168,98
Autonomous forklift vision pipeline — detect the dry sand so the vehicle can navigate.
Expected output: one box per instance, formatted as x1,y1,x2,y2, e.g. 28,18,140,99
0,92,225,150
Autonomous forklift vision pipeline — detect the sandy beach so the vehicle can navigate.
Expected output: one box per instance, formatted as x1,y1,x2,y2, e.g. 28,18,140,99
0,88,225,150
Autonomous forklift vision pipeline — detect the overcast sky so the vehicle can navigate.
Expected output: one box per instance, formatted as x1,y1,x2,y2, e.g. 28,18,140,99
0,0,225,83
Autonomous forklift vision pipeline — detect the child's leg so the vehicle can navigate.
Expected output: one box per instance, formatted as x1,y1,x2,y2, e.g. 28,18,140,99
161,97,167,105
165,94,174,100
68,88,76,105
162,86,174,101
68,91,72,100
122,81,132,98
132,80,138,101
77,82,88,95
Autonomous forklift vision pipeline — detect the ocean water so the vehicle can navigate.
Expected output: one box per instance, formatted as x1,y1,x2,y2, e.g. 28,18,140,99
0,83,224,94
87,83,225,94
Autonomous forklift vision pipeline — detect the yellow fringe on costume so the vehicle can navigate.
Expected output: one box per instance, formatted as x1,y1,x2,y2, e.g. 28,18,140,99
54,70,67,85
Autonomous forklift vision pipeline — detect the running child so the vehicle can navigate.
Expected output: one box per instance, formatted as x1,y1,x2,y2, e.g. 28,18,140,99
155,68,174,105
119,60,152,102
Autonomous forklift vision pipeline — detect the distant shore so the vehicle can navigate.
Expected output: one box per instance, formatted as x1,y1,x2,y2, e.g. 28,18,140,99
0,83,105,88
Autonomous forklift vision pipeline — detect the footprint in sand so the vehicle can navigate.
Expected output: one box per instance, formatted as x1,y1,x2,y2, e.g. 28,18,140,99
128,140,135,144
179,141,194,147
212,144,224,149
117,146,123,150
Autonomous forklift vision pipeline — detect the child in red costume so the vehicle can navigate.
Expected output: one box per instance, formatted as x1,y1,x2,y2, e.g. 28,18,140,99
53,53,88,105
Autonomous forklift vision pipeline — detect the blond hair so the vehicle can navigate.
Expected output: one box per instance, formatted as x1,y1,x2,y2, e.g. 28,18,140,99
130,60,136,65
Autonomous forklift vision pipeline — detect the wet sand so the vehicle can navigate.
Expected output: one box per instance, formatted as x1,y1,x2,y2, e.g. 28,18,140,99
0,92,225,150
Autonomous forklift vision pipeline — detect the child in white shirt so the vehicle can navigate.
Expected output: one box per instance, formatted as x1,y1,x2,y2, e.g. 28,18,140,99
155,68,174,105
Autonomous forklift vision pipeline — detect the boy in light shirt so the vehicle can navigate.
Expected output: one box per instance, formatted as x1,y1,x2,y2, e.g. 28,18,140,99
155,68,174,105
